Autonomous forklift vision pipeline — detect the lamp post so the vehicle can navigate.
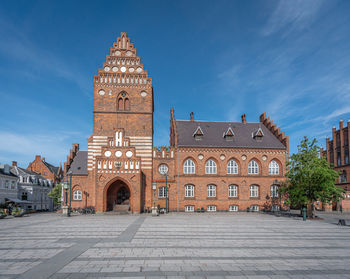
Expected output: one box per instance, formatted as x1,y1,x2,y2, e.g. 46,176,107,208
159,165,169,213
63,182,69,216
67,171,72,217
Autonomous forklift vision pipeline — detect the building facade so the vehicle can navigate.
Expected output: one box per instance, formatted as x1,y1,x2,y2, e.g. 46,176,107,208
65,33,288,213
27,155,63,185
0,164,18,205
321,120,350,211
11,162,54,211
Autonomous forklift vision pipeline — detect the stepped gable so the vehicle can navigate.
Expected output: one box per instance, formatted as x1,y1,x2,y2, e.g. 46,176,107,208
94,32,152,89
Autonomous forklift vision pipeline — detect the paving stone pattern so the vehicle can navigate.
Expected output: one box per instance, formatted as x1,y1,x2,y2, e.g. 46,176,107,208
0,212,349,279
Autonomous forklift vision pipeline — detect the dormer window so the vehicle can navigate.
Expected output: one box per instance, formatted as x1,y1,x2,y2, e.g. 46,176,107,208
193,126,204,141
223,127,234,141
253,127,264,142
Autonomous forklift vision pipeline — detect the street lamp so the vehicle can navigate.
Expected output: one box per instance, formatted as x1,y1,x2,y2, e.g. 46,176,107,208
63,182,69,216
159,164,169,213
67,170,72,217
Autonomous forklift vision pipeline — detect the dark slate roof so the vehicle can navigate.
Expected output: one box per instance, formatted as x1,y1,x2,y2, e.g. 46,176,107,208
175,120,286,149
43,161,60,176
0,167,18,177
68,151,88,175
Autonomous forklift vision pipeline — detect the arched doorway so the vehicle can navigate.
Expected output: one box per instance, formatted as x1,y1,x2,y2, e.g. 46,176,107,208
106,179,131,211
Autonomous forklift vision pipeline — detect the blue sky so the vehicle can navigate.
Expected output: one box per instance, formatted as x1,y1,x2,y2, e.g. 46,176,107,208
1,0,350,167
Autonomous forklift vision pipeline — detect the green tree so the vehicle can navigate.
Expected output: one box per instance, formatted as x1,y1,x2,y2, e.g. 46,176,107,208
281,137,344,218
48,184,62,208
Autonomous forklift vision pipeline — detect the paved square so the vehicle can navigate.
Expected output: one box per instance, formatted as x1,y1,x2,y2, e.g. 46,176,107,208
0,212,350,279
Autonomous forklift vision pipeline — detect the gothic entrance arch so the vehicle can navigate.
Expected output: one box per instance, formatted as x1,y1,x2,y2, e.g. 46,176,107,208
105,179,131,212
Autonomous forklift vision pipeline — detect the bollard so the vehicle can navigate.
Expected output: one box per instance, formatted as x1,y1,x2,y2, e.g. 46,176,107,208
302,207,307,221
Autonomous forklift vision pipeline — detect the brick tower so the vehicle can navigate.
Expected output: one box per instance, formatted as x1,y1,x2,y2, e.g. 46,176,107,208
87,32,153,213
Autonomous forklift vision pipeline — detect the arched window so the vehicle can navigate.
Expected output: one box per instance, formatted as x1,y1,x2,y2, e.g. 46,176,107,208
73,190,82,201
117,92,130,111
340,171,347,183
118,98,123,110
205,159,217,174
248,160,259,174
207,184,216,197
250,185,259,198
184,159,195,174
185,185,194,197
269,160,280,175
227,159,238,174
271,185,279,198
228,185,238,198
124,98,130,110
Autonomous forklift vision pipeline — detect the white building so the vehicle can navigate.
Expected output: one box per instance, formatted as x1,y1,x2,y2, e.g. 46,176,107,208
0,164,18,205
11,163,54,211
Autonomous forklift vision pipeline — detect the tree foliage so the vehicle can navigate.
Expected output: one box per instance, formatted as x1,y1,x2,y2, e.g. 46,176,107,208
48,184,62,206
281,137,344,213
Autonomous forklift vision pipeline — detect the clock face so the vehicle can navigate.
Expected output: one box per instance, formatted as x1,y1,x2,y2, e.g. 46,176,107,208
159,164,168,175
120,66,126,72
98,90,105,96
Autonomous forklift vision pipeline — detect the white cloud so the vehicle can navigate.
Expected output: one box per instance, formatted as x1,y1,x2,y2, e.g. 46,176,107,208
262,0,327,36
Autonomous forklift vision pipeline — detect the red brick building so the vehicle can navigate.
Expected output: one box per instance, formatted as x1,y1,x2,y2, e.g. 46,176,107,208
321,120,350,211
27,155,62,185
65,33,289,213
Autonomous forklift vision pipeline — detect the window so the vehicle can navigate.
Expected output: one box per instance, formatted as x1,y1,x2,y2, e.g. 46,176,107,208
118,98,123,110
227,159,238,174
250,205,259,212
269,160,279,175
185,205,194,212
158,164,169,175
250,185,259,198
158,186,168,198
73,190,82,200
228,185,238,198
4,180,9,189
271,185,279,198
185,185,194,197
229,205,238,212
184,159,195,174
340,171,347,183
272,205,280,211
21,192,28,201
207,205,216,212
207,184,216,197
248,160,259,174
117,92,130,111
124,98,130,110
11,181,15,189
205,159,217,174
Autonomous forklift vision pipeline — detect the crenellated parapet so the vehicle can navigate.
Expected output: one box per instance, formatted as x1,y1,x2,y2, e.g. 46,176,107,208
260,112,289,150
153,146,175,159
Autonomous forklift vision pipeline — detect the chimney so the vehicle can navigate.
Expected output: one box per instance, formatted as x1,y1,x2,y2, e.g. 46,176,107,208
35,155,41,161
190,112,194,121
340,120,343,130
241,113,247,124
12,161,17,167
42,157,45,162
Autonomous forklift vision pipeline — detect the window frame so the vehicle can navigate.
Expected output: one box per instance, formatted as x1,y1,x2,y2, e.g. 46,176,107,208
158,186,168,198
269,160,280,175
185,205,194,212
73,190,82,201
250,185,259,198
207,205,216,212
227,159,238,174
270,185,279,198
248,160,259,175
205,159,217,174
228,185,238,198
229,205,238,212
183,159,195,174
207,184,216,198
185,184,194,198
